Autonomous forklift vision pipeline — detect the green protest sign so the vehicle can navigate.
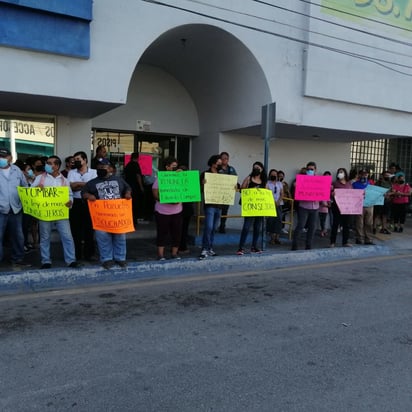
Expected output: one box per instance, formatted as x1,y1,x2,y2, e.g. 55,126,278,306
158,170,201,203
17,186,70,221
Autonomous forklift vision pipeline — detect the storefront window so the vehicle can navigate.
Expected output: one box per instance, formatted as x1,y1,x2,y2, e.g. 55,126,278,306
0,114,55,161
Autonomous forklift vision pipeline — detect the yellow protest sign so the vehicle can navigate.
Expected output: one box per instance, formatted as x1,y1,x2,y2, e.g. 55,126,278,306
204,172,238,205
241,188,277,217
88,199,135,234
17,186,70,221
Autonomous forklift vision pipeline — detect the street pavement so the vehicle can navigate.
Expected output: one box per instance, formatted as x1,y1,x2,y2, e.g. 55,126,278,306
0,218,411,294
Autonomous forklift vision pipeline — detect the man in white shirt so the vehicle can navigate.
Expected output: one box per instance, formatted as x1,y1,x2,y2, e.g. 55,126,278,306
67,151,97,261
0,147,30,269
32,156,81,269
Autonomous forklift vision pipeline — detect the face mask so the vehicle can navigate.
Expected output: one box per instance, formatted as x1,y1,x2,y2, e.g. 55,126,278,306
0,158,8,168
337,172,344,180
252,168,261,176
74,160,82,169
97,169,108,178
398,179,405,184
216,165,222,171
278,177,283,182
45,164,53,174
270,175,277,181
360,177,367,183
70,164,76,170
383,176,390,181
27,169,34,178
306,170,315,176
35,165,44,172
170,166,178,171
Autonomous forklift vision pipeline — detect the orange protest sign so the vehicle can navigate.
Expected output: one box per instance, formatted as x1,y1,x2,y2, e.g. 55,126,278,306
87,199,135,234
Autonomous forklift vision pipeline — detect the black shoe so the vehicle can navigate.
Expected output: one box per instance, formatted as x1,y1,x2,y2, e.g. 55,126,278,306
291,244,298,251
41,263,52,269
102,260,115,269
399,227,404,233
305,246,312,250
364,241,375,245
218,227,226,234
355,239,363,245
68,261,83,268
115,260,128,268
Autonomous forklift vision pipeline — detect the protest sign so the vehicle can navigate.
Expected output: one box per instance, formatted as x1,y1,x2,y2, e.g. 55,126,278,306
364,185,389,207
158,170,201,203
294,175,332,201
17,186,70,221
88,199,135,234
334,189,364,215
138,154,153,175
204,172,238,205
241,188,277,217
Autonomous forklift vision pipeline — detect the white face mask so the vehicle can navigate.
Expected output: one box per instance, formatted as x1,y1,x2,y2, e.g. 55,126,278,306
337,172,345,180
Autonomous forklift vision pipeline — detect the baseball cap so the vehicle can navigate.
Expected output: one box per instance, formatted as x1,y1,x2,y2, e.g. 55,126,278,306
0,148,11,157
97,158,113,166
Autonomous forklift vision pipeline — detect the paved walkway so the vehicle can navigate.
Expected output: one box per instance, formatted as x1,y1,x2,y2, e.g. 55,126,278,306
0,219,411,294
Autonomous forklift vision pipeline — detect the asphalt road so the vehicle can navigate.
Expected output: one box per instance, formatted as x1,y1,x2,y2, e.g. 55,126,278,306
1,253,412,411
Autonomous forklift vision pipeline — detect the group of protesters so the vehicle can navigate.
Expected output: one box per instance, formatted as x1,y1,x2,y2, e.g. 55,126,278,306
0,144,410,270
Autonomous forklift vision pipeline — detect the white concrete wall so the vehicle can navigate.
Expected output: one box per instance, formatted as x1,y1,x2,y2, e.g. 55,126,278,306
55,117,92,161
92,65,199,136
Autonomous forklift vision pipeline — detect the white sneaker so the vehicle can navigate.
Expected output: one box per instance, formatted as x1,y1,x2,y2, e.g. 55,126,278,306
208,249,217,256
199,249,208,260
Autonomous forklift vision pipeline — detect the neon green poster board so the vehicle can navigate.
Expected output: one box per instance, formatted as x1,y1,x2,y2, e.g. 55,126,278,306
158,170,201,203
17,186,70,221
241,188,277,217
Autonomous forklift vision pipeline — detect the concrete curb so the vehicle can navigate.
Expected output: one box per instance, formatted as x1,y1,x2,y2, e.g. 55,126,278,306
0,244,391,295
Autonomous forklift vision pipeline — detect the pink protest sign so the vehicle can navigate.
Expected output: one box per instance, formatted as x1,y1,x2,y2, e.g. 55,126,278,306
294,175,332,201
334,189,364,215
138,154,152,175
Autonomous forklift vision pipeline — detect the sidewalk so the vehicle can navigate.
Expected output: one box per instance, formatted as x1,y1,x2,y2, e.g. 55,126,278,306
0,220,411,294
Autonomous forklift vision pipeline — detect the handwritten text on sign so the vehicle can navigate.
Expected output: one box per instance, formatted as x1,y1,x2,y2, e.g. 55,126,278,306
295,175,332,201
241,188,277,217
334,189,364,215
158,170,201,203
88,199,135,234
17,186,69,221
204,173,238,205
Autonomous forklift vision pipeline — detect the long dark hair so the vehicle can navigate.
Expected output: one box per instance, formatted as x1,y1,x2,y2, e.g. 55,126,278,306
250,161,267,185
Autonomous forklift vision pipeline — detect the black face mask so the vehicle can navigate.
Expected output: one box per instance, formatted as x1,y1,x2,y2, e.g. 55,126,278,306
35,165,44,172
70,164,76,170
74,160,82,169
97,169,108,178
251,168,261,176
398,179,405,184
270,175,277,181
216,165,222,172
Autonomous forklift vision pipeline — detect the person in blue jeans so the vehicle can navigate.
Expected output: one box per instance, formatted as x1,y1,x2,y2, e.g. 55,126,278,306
199,154,223,260
237,161,267,255
32,156,82,269
82,159,132,269
0,147,29,269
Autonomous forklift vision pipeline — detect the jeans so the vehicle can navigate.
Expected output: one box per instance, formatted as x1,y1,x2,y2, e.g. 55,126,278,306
39,219,76,265
239,217,263,249
0,211,24,263
202,207,221,250
95,230,126,262
292,206,318,249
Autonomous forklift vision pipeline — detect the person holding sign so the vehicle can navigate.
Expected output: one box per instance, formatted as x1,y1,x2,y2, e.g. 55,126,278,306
152,157,183,260
82,159,132,269
291,161,321,251
330,167,353,248
352,169,375,245
32,156,81,269
199,154,223,260
237,161,267,255
0,147,30,269
266,169,283,245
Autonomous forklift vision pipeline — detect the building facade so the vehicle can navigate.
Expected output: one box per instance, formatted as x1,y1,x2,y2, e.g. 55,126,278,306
1,0,412,213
